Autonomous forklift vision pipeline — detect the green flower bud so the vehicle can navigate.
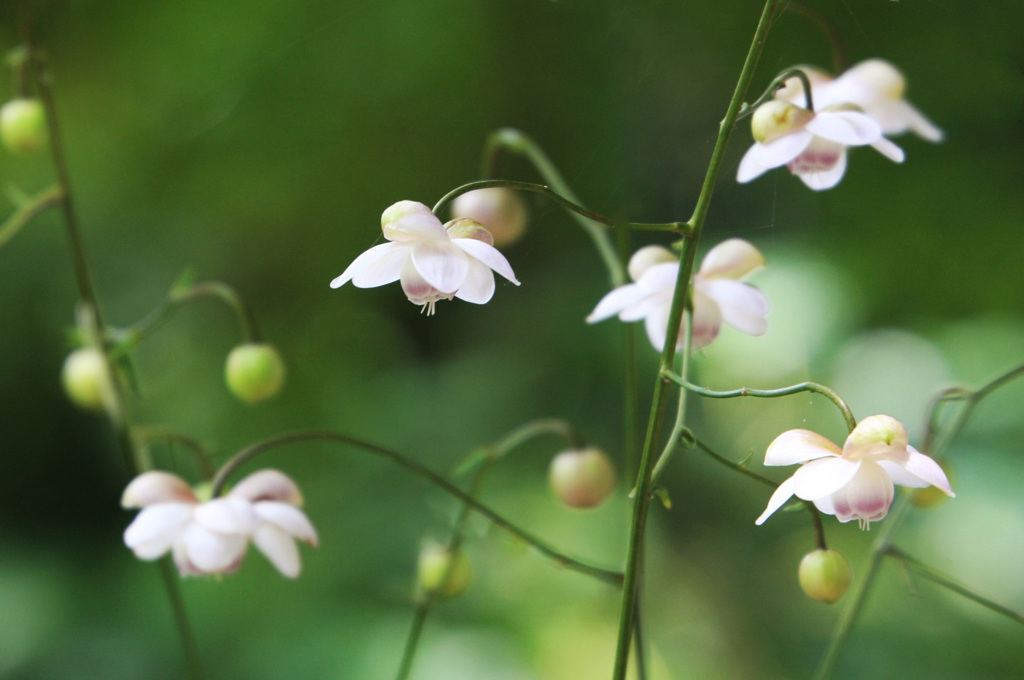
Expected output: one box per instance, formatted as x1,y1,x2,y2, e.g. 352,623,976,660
417,545,472,600
799,549,852,604
1,98,47,153
225,343,286,404
61,347,112,412
549,447,616,509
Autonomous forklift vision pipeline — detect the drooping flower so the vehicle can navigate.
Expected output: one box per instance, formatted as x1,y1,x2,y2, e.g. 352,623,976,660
122,469,317,578
330,201,520,315
755,415,954,530
586,240,769,351
737,100,904,190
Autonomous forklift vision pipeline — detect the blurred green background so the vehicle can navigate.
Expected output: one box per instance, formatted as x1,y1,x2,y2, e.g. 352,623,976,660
1,0,1023,678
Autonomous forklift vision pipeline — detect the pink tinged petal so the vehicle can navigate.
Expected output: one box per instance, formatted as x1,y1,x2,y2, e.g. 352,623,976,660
253,525,301,578
398,258,443,305
193,497,258,534
689,287,722,349
453,258,496,304
124,503,193,556
173,541,201,576
411,239,469,294
764,429,842,466
805,111,881,146
870,137,905,163
121,471,197,508
587,283,647,323
701,279,769,336
886,446,954,496
381,201,447,242
795,150,847,191
829,461,894,524
181,523,249,572
254,502,319,546
752,130,814,169
229,469,303,505
330,242,409,289
737,143,768,184
697,239,765,280
451,237,520,285
643,302,675,353
791,457,862,501
755,477,797,525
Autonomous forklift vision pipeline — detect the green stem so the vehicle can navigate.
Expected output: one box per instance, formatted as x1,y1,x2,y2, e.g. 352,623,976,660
883,546,1024,625
613,3,780,676
664,374,857,433
132,428,215,480
787,2,848,73
211,430,623,585
0,184,63,249
736,67,815,121
925,361,1024,454
480,128,629,286
23,34,204,679
617,229,641,479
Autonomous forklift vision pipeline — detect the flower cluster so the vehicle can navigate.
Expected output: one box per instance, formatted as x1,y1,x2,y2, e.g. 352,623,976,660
756,415,954,529
122,469,318,578
331,200,519,315
587,239,769,351
739,58,941,190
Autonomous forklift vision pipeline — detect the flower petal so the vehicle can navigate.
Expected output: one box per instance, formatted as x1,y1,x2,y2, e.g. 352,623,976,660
253,525,301,578
791,456,862,500
254,502,319,546
587,283,647,323
690,286,722,349
381,201,447,242
330,242,408,289
193,497,257,534
796,151,847,191
628,246,677,281
845,415,908,454
805,111,881,146
453,258,496,304
451,237,520,285
181,523,249,572
124,503,193,555
697,239,764,280
829,461,894,524
755,476,797,525
870,137,905,163
701,279,769,336
752,130,814,169
643,301,675,352
229,469,304,505
737,143,768,184
881,446,954,496
121,471,197,508
764,429,842,466
411,239,469,294
897,101,944,142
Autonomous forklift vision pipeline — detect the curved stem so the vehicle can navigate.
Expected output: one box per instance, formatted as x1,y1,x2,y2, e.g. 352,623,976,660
787,2,848,73
923,360,1024,454
736,67,815,121
211,431,623,585
612,2,780,676
0,185,63,249
664,373,857,433
133,428,214,480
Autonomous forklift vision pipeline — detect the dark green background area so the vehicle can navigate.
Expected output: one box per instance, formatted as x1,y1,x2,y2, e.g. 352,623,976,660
1,1,1022,678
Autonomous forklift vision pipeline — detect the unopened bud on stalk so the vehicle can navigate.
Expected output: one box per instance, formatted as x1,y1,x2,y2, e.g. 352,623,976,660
549,447,616,509
418,545,472,600
225,343,286,403
1,98,47,153
750,100,813,144
451,188,528,247
62,347,113,412
798,549,852,604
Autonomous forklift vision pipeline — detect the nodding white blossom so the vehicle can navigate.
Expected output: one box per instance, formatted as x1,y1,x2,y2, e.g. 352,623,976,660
122,469,318,578
737,99,905,191
587,240,769,352
755,415,954,530
330,201,520,315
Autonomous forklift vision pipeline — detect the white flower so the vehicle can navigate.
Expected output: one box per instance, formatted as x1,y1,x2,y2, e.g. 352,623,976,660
330,200,520,315
755,415,954,530
586,239,769,352
737,100,905,191
122,469,318,578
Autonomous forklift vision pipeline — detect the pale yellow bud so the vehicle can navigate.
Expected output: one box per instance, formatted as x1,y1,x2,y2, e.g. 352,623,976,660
418,545,472,600
549,447,616,509
799,549,852,604
750,100,813,144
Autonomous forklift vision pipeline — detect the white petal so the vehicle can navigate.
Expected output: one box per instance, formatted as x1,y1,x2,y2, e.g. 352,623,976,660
892,446,954,496
451,237,519,285
752,131,814,169
755,477,797,525
791,456,862,501
899,101,944,142
254,502,319,545
870,137,905,163
627,246,676,281
182,523,248,572
619,291,670,323
587,283,647,323
330,242,408,289
813,494,836,516
411,239,469,294
737,143,768,184
124,503,193,553
381,201,447,242
764,429,842,466
829,461,894,524
701,279,769,336
121,471,197,508
845,415,908,453
797,151,847,190
697,239,764,280
453,258,496,304
253,525,301,578
805,111,881,146
229,469,303,505
689,287,722,349
193,497,257,535
643,302,674,352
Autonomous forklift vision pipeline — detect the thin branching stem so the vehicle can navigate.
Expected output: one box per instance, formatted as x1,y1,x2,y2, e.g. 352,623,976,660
0,185,63,248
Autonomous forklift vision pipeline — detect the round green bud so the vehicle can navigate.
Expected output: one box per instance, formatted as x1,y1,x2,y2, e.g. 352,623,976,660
549,447,617,509
61,347,111,412
225,343,286,404
417,545,472,600
1,98,47,154
799,549,852,604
